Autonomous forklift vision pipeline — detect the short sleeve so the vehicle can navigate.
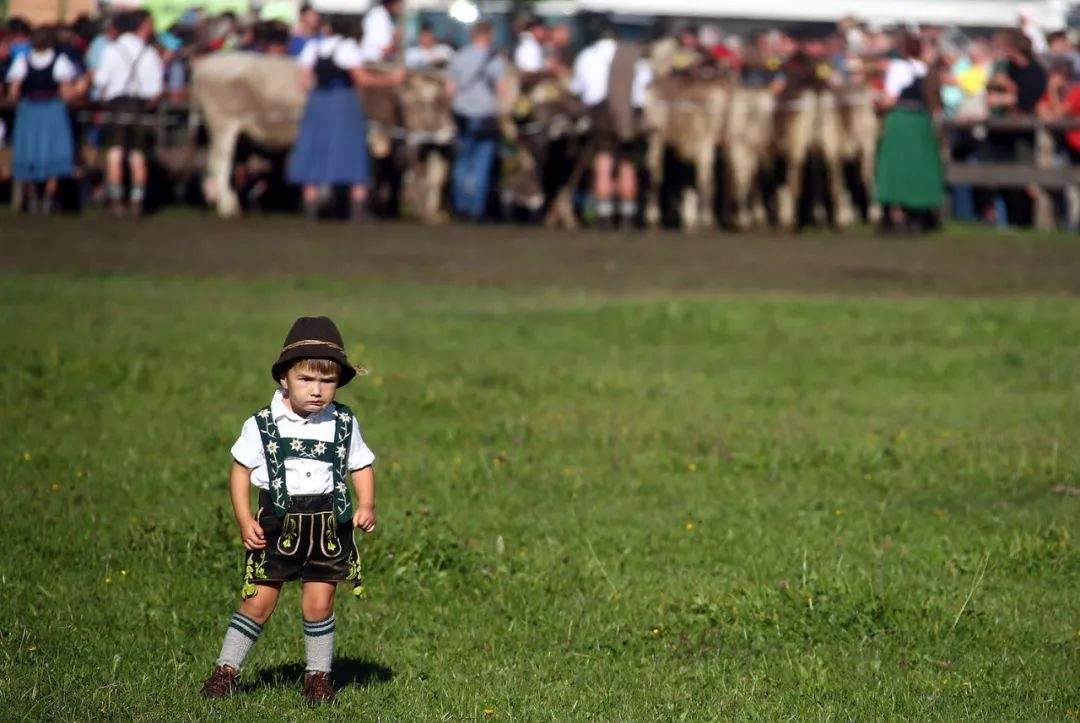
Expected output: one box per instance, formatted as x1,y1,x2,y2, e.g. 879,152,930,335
6,55,27,83
54,54,78,83
231,417,265,469
335,38,363,69
348,417,375,470
297,40,317,68
883,59,913,98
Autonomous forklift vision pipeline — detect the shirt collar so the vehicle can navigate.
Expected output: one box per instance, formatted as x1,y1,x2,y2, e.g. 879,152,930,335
270,389,335,424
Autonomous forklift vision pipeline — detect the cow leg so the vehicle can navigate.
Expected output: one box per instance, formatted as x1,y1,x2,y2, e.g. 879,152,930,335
818,95,854,230
727,141,757,231
644,132,664,227
861,138,881,224
695,144,717,230
204,122,241,217
777,143,805,232
822,135,854,230
426,150,450,223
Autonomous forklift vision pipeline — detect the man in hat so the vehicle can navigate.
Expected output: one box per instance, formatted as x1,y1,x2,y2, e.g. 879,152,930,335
200,316,377,704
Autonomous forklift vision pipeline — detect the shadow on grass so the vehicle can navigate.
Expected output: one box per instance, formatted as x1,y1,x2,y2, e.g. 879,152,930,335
244,657,393,692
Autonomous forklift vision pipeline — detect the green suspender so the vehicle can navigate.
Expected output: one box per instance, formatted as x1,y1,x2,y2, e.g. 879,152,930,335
253,403,355,523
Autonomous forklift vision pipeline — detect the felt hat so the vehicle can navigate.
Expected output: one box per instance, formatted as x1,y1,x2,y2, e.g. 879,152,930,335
271,316,364,387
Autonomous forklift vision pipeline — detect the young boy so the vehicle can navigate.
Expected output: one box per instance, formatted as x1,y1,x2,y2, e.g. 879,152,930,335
200,316,376,703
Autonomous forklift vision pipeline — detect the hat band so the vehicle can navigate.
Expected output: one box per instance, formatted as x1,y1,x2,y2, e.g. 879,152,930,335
280,339,345,354
278,339,368,377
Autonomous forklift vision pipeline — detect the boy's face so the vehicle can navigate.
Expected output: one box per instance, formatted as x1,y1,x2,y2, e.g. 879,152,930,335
279,361,339,416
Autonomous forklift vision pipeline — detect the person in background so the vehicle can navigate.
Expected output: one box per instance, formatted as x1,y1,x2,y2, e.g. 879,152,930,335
570,20,652,229
6,17,31,62
874,32,943,233
93,9,164,216
6,25,80,214
1038,58,1080,164
360,0,401,63
404,24,452,70
545,23,573,75
1018,6,1048,55
286,16,404,222
986,29,1048,227
447,20,506,221
513,16,547,75
288,3,321,57
1046,31,1080,79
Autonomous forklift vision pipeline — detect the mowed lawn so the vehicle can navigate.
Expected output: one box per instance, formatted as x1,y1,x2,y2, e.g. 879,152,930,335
1,274,1078,720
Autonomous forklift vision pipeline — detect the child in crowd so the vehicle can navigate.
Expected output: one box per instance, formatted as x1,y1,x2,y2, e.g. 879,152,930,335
200,316,377,704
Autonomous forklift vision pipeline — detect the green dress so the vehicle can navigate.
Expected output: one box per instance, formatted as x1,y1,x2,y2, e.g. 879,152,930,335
875,98,944,210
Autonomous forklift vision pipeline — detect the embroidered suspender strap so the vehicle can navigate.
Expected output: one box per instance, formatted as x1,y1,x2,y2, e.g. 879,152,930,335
254,406,291,516
252,404,355,522
332,404,355,523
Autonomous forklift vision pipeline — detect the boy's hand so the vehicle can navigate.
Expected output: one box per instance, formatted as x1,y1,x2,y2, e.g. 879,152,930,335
240,518,266,550
353,505,376,533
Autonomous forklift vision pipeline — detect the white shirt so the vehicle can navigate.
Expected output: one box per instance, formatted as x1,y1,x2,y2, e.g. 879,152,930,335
231,390,376,496
6,49,78,84
298,35,363,70
570,38,652,108
360,4,395,63
514,32,545,73
93,33,163,100
883,58,927,99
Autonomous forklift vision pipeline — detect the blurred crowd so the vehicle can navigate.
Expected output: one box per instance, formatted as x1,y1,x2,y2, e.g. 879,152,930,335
1,2,1078,229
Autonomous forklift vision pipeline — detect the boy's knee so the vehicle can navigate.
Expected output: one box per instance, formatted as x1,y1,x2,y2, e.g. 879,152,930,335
239,590,278,623
302,600,334,621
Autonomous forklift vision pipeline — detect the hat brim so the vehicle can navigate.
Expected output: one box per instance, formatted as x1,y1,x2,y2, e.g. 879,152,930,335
271,345,357,387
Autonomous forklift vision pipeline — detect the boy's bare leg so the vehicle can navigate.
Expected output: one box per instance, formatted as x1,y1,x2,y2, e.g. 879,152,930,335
238,581,282,624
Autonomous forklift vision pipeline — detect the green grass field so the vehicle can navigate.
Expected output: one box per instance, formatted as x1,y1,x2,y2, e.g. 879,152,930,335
2,272,1078,719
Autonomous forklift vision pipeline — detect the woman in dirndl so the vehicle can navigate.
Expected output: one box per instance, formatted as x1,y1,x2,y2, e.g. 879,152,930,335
875,33,944,233
286,16,403,221
5,26,80,214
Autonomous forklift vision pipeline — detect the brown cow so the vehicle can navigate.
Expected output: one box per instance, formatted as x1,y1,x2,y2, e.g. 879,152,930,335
773,82,856,231
642,59,729,231
193,53,452,221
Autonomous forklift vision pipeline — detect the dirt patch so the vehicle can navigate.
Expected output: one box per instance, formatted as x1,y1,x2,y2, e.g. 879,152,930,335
2,214,1079,296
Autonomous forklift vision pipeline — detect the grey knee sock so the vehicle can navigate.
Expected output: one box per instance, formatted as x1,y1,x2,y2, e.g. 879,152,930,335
216,612,263,670
303,614,335,673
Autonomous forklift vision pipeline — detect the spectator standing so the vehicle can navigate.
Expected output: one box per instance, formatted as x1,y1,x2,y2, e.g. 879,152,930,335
513,16,547,74
404,24,452,70
570,22,652,228
7,17,31,62
5,26,79,214
288,3,321,57
286,17,404,222
1038,58,1080,163
987,30,1048,226
875,33,943,232
92,9,163,216
447,21,506,221
360,0,401,63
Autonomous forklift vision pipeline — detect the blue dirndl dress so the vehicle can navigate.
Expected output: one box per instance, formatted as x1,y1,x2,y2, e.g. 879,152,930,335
12,55,74,182
286,48,372,186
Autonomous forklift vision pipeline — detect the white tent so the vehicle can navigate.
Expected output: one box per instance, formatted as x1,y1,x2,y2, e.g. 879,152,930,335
573,0,1069,29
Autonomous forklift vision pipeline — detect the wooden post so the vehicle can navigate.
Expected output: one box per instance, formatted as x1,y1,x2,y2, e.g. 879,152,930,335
1033,119,1055,231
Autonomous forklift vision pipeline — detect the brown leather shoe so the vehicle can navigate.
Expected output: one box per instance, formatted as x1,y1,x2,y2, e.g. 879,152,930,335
302,671,336,703
199,664,239,698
